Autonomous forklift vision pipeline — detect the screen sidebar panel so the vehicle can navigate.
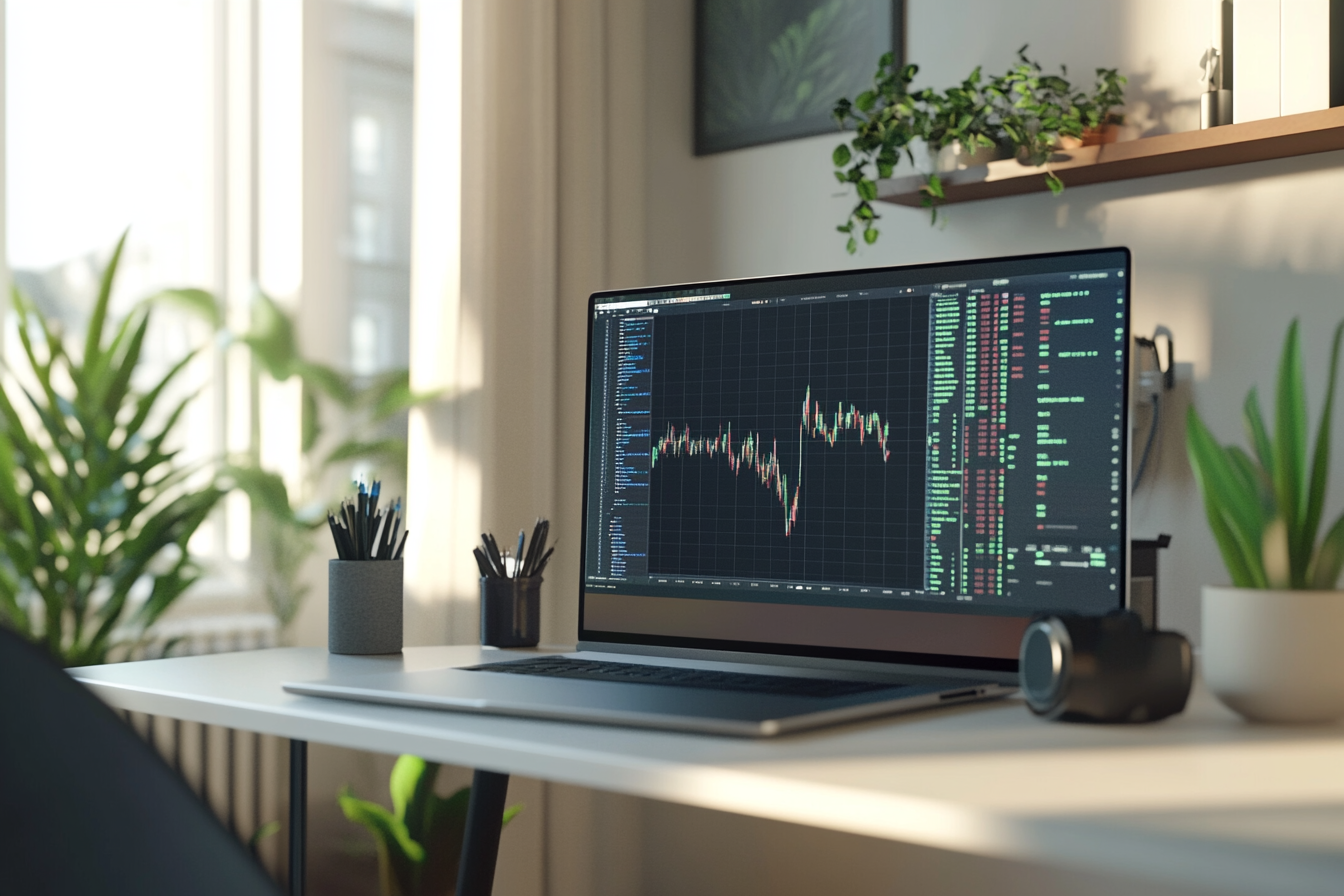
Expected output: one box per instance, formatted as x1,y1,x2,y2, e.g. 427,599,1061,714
579,250,1131,671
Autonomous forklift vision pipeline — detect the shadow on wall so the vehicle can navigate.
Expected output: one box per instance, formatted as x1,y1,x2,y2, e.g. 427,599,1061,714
1124,68,1197,137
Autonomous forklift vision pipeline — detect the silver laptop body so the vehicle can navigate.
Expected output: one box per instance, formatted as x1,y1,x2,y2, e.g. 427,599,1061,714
287,248,1133,736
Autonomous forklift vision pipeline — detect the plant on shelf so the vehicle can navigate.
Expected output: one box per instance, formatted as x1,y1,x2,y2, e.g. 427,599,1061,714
993,47,1086,186
1187,317,1344,723
340,755,521,896
1078,66,1127,134
0,233,225,666
831,47,1127,252
1186,319,1344,591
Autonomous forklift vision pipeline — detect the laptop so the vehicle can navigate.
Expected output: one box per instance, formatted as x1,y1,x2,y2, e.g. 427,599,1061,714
286,247,1133,736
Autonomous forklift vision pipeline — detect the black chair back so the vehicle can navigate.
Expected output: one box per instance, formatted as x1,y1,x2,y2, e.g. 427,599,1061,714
0,626,280,895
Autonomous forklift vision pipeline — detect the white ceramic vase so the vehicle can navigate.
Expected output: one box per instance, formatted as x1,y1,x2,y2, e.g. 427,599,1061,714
1202,585,1344,723
928,140,1003,174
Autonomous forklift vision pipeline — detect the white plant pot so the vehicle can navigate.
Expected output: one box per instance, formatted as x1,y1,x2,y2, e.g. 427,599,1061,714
1202,585,1344,723
927,140,1004,174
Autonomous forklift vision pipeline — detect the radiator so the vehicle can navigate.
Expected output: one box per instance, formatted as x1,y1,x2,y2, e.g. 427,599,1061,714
122,614,285,877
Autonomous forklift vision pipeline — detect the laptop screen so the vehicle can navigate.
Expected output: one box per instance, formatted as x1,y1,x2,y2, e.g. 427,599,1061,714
579,248,1131,672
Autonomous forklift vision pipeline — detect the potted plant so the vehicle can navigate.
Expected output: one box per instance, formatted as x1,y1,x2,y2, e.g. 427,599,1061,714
830,47,1127,251
1186,318,1344,722
340,755,521,896
992,46,1085,189
0,232,226,666
1077,67,1127,145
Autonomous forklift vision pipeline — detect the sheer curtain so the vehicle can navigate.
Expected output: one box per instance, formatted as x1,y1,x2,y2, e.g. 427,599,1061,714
407,3,647,893
407,0,646,649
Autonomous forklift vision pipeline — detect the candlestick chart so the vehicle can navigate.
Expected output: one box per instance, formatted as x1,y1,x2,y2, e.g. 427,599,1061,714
651,386,895,537
647,300,930,587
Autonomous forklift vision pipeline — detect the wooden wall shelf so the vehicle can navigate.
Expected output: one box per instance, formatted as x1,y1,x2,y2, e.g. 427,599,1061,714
877,106,1344,208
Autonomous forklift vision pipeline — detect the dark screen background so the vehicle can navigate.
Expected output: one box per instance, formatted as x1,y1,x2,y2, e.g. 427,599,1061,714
647,298,929,586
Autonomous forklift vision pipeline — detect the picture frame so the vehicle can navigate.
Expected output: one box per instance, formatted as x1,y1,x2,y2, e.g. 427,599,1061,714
694,0,905,156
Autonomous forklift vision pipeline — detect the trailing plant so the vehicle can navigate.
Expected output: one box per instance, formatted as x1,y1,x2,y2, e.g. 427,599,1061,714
832,46,1127,252
0,233,225,666
340,755,521,896
1186,318,1344,590
830,54,921,253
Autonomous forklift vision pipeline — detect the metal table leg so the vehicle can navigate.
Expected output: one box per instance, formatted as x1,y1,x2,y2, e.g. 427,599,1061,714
455,770,511,896
289,739,307,896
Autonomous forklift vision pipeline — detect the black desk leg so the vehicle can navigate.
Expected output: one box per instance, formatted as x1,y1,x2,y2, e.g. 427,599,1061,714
455,770,511,896
289,739,307,896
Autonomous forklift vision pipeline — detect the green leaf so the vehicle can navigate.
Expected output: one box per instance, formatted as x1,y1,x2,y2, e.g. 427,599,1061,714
922,173,944,200
82,228,128,375
301,384,321,454
294,360,355,405
389,755,430,822
1303,320,1344,579
832,144,851,167
143,287,224,331
339,787,426,864
322,438,408,472
1310,512,1344,589
244,291,300,380
248,820,280,851
1272,320,1309,585
1045,171,1065,195
856,179,878,201
1243,388,1275,474
863,226,879,245
222,465,295,522
1186,406,1269,587
846,236,857,255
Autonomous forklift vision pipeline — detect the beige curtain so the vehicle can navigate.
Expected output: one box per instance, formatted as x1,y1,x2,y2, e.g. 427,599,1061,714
406,3,648,892
407,0,646,648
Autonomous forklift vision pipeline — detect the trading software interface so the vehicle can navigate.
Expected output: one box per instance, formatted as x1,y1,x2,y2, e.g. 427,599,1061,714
583,251,1128,621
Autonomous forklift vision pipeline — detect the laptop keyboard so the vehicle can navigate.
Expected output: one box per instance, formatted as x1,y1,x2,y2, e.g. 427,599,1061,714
465,656,899,699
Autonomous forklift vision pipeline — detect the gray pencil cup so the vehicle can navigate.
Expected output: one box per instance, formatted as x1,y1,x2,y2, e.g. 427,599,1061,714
329,559,404,655
480,576,541,648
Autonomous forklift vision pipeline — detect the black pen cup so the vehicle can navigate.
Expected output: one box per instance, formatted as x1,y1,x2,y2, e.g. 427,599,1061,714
329,559,404,655
480,576,541,648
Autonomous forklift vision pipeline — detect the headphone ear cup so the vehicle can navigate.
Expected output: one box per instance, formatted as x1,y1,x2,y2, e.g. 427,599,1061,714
1019,617,1072,717
1020,612,1194,723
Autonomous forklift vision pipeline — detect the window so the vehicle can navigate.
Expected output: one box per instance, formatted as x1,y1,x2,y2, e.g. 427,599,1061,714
4,0,416,607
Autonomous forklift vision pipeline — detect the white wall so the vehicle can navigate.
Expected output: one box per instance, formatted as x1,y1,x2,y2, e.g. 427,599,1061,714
644,0,1344,644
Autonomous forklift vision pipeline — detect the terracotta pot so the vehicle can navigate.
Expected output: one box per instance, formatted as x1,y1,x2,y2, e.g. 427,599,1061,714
1057,124,1121,151
1202,585,1344,723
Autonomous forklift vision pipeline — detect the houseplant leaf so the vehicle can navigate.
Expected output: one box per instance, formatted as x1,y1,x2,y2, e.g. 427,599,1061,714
0,235,223,665
339,787,424,896
1310,512,1344,589
1271,320,1309,584
1302,320,1344,581
1186,407,1268,588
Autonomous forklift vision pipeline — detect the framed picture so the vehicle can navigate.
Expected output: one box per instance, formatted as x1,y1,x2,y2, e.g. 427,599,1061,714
695,0,905,156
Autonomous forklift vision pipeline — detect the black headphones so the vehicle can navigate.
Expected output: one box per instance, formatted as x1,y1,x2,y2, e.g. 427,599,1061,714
1019,610,1193,723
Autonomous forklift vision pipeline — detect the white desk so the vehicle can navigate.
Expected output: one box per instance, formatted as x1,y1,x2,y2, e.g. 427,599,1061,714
72,645,1344,896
